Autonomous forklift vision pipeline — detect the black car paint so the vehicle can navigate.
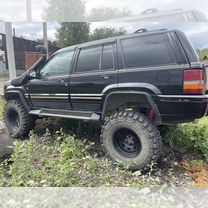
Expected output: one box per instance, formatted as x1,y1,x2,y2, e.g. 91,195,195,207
3,29,208,125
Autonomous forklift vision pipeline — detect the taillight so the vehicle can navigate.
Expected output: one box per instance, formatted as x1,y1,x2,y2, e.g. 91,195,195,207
184,70,206,95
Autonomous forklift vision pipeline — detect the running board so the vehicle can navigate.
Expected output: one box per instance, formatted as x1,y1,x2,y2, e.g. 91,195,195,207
29,108,100,121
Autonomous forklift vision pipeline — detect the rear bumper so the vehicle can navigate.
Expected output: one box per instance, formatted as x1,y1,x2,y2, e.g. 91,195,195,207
154,95,208,124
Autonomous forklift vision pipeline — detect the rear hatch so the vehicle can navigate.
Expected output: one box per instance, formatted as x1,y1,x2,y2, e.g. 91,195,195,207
174,30,207,95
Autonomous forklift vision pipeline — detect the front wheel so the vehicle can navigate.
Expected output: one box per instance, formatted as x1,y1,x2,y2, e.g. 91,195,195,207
101,112,162,170
4,100,36,138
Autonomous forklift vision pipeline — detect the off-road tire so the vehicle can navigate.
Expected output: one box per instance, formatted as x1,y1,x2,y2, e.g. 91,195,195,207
4,100,36,138
101,112,162,170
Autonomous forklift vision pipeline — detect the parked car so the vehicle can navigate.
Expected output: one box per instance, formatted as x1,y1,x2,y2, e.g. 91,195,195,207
2,29,208,170
109,8,207,22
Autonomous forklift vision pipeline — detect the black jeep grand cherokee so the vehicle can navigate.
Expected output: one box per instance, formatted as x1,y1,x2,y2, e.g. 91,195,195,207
3,29,208,170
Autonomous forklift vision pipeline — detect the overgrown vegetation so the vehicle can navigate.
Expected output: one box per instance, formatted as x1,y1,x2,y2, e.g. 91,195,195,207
197,48,208,60
163,119,208,161
0,128,162,187
0,99,208,187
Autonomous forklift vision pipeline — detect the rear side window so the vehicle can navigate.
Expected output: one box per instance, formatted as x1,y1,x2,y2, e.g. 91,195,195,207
102,44,114,70
76,46,102,73
121,34,175,68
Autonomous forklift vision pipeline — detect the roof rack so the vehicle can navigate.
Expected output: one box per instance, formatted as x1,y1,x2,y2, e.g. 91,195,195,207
140,8,184,15
134,29,148,33
134,28,168,34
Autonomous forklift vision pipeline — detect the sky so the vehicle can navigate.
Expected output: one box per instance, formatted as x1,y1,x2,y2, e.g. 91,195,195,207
0,22,208,50
0,0,208,21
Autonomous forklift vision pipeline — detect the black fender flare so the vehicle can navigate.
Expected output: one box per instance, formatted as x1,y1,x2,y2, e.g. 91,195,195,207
4,90,31,111
102,91,161,123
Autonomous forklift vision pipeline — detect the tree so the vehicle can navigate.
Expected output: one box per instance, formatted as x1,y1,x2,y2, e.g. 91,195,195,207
56,23,90,48
36,39,58,47
197,49,208,61
88,7,130,21
90,27,127,41
43,0,86,22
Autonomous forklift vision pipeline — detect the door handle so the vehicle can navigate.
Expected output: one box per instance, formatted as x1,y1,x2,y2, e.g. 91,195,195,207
59,79,65,83
58,78,67,83
58,79,68,86
100,75,113,79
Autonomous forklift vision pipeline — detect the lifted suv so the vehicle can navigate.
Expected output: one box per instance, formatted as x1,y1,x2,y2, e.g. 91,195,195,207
3,29,208,170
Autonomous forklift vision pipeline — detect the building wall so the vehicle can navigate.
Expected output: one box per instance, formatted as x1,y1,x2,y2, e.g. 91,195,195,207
0,33,59,72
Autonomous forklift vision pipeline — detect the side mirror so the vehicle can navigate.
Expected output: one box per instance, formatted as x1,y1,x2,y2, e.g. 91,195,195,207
28,71,37,79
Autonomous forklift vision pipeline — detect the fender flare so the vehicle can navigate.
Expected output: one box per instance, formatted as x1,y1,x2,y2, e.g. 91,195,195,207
4,90,31,111
102,91,161,123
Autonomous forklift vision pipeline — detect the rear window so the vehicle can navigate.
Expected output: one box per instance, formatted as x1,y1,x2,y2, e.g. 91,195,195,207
176,31,200,63
76,46,102,73
121,34,175,68
102,44,114,70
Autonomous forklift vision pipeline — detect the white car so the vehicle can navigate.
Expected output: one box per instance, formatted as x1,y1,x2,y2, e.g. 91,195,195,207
109,8,207,22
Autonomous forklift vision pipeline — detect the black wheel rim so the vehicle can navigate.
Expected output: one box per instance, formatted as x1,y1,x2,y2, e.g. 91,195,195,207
8,109,20,129
113,128,142,158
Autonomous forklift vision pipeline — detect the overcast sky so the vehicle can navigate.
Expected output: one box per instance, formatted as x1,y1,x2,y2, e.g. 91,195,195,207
93,22,208,49
0,0,208,21
0,22,208,50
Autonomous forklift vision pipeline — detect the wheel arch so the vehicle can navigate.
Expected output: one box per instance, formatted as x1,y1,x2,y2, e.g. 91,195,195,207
4,91,30,111
102,91,161,123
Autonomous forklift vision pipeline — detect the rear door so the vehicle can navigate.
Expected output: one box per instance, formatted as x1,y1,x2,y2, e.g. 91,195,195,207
118,32,188,95
70,42,118,112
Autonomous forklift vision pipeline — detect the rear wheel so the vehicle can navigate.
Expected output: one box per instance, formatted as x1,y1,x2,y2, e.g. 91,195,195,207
4,100,36,138
101,112,162,170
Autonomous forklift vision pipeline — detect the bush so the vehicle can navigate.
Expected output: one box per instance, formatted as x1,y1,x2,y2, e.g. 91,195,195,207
0,129,159,187
163,118,208,161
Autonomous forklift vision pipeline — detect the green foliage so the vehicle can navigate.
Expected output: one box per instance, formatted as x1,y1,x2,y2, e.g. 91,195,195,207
56,23,90,48
87,7,130,21
56,23,127,48
36,39,57,47
0,130,158,187
0,99,4,120
43,0,130,22
43,0,85,21
197,48,208,61
90,27,127,41
163,118,208,161
0,99,208,187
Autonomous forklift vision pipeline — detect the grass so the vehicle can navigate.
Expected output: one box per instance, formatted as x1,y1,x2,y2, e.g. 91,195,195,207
0,129,161,187
163,119,208,161
0,98,208,187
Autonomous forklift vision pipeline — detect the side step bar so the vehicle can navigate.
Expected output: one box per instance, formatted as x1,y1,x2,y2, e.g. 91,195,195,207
29,108,100,121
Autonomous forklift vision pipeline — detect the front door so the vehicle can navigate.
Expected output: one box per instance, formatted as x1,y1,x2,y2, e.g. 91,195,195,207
28,49,74,110
70,42,118,112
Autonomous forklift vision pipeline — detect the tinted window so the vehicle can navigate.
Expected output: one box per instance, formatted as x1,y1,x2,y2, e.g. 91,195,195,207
102,44,114,70
40,51,74,77
76,46,102,73
121,34,175,68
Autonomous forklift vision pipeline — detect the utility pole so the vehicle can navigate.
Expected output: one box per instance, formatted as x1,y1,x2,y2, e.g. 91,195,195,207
5,22,16,79
26,0,32,22
43,22,49,58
